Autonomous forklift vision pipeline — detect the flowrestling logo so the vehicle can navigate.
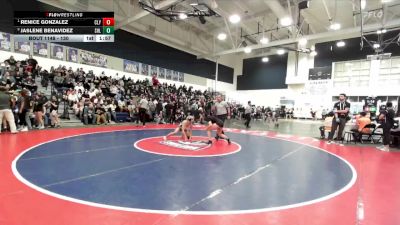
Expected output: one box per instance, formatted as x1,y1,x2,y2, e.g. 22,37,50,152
159,140,211,151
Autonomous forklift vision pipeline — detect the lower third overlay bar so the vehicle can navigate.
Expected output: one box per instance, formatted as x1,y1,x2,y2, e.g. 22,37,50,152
13,34,114,42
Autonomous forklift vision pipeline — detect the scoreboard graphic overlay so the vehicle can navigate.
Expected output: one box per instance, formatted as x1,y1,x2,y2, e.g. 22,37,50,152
14,12,114,42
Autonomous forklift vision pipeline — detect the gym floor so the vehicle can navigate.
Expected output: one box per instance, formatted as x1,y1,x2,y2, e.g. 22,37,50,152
1,119,399,225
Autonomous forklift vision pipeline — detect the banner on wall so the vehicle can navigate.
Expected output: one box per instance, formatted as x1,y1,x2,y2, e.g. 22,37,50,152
67,48,78,63
33,42,48,57
305,80,333,96
51,44,64,60
158,68,166,79
80,50,107,67
308,66,332,80
0,32,11,51
123,59,139,74
150,65,158,77
172,71,179,81
166,69,172,80
141,63,149,76
306,66,333,96
178,72,184,82
14,41,30,54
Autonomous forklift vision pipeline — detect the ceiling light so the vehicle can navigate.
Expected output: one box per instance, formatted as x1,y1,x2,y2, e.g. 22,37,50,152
310,51,317,57
277,49,285,55
189,1,199,6
373,43,380,49
217,33,227,41
179,13,188,20
244,47,252,54
361,0,366,10
336,41,345,47
229,14,241,24
262,57,269,62
377,30,382,34
330,23,341,30
382,29,387,33
280,17,292,26
381,0,391,3
310,45,315,51
260,37,269,44
300,48,308,53
298,38,307,46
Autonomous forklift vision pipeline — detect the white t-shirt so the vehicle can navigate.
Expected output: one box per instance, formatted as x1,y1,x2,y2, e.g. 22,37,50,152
215,101,229,116
139,98,149,110
89,91,97,98
68,93,79,102
74,85,84,93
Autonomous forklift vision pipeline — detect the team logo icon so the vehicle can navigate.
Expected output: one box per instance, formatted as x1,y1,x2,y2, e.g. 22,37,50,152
159,140,211,151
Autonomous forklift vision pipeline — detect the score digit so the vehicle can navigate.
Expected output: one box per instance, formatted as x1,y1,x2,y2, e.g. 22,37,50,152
102,18,114,26
102,26,114,34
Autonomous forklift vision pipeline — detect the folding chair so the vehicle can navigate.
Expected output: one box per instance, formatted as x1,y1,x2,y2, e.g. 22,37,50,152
359,123,376,144
370,124,384,144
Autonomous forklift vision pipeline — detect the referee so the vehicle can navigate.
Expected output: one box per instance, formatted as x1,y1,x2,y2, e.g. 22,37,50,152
214,95,231,124
244,101,252,128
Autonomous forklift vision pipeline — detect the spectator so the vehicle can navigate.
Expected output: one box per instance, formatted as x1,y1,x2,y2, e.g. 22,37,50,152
152,75,160,87
4,56,17,71
27,55,38,79
33,92,47,129
350,112,371,142
105,100,117,123
1,72,16,89
83,103,96,125
377,102,396,151
95,104,107,125
67,90,79,106
391,116,400,148
138,95,149,126
74,82,84,93
310,109,316,120
244,101,252,128
17,89,30,131
321,109,327,120
0,86,17,134
319,112,334,139
46,95,60,127
23,75,37,93
40,69,49,89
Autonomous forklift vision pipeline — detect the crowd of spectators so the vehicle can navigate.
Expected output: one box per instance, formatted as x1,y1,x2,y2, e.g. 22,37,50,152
0,54,288,134
49,65,218,126
0,55,60,132
1,55,233,132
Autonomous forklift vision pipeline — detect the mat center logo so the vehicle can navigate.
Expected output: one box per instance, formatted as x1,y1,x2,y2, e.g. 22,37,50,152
159,140,211,151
